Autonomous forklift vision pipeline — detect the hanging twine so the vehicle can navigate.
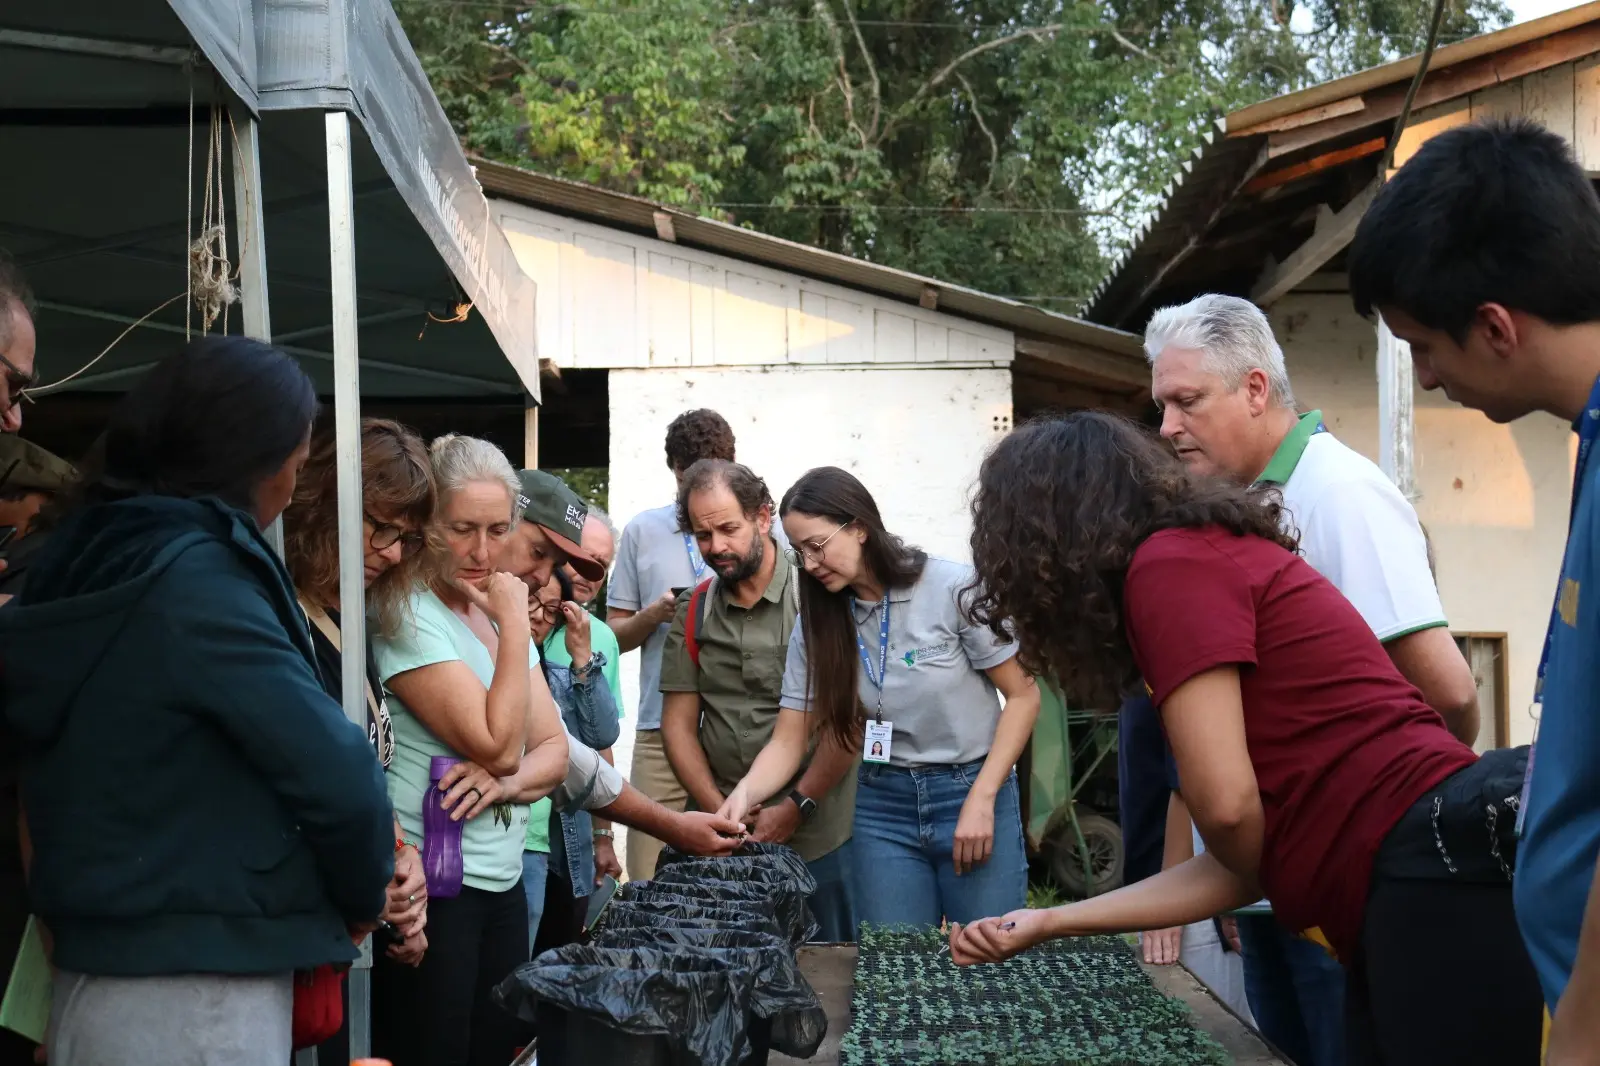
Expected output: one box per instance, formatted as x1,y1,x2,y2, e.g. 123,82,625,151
184,81,237,336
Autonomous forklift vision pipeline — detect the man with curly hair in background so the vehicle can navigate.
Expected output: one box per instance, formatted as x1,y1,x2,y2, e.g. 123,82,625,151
607,410,737,880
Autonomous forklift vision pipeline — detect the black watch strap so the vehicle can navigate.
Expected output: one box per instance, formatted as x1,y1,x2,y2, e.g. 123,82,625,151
789,789,817,821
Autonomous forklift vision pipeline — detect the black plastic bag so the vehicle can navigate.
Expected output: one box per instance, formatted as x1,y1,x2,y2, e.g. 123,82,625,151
657,842,817,894
496,943,792,1066
642,874,820,946
595,900,784,939
589,928,828,1059
656,852,819,897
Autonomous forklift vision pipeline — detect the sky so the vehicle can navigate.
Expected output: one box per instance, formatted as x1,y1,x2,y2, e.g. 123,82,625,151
1509,0,1587,23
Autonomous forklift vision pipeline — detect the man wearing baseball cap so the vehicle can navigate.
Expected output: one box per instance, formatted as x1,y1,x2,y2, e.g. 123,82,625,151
501,469,607,591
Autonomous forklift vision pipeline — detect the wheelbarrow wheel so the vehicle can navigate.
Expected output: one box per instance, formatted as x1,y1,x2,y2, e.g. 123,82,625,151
1042,812,1124,898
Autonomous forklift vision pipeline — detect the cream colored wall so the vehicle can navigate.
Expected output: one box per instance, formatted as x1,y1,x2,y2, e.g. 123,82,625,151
1270,295,1571,746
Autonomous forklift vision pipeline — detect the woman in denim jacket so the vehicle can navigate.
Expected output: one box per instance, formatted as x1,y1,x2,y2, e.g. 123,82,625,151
528,568,620,955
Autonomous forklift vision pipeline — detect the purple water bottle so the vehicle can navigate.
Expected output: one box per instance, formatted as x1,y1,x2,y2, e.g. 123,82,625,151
423,755,465,899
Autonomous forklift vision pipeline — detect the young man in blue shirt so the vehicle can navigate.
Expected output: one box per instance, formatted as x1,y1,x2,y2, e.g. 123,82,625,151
1349,116,1600,1065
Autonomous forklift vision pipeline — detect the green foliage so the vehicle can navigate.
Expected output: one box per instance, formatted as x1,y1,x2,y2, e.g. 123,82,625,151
397,0,1510,311
842,926,1229,1065
548,467,609,512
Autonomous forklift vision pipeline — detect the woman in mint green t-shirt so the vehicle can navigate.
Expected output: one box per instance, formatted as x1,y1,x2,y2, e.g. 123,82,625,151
369,435,567,1066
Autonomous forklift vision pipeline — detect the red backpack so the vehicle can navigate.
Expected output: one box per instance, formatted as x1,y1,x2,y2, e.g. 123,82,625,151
685,578,714,667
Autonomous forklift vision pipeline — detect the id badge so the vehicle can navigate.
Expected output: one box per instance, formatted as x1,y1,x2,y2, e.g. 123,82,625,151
1515,703,1540,838
864,720,893,764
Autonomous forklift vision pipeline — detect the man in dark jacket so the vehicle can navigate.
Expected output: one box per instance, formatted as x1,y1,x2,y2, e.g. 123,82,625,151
0,494,393,1057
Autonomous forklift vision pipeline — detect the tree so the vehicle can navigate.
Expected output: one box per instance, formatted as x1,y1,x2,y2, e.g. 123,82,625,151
397,0,1509,311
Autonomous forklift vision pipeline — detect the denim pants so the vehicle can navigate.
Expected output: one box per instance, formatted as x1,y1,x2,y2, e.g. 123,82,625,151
850,759,1027,926
1237,914,1346,1066
521,850,549,957
804,840,859,943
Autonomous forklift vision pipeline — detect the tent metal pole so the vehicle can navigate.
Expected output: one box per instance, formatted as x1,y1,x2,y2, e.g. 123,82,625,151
326,108,373,1061
229,105,285,554
1377,316,1417,500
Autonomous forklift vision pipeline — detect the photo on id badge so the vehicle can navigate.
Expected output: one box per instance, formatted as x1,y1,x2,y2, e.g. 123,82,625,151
865,720,892,763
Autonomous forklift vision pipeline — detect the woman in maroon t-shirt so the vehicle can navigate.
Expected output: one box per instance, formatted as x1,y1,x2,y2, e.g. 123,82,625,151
950,412,1541,1066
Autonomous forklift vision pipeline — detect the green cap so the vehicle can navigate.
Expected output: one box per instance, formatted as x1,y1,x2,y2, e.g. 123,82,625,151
0,435,75,495
516,469,604,581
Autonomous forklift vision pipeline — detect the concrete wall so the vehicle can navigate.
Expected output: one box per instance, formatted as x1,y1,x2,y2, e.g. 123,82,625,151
1270,294,1571,746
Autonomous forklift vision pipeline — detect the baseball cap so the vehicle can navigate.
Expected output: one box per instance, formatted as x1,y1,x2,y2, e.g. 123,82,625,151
0,435,75,495
516,469,605,582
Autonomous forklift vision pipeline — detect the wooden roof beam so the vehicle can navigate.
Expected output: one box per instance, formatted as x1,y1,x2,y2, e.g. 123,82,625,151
1262,20,1600,160
1250,179,1379,307
1013,337,1151,392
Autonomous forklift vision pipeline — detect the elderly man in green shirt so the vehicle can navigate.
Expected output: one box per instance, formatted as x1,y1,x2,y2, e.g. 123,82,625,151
660,459,859,941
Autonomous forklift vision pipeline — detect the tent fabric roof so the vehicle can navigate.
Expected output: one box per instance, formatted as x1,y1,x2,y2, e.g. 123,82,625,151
1082,2,1600,329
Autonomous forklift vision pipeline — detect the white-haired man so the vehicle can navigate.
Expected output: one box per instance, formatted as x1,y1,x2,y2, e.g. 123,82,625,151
1137,292,1480,1066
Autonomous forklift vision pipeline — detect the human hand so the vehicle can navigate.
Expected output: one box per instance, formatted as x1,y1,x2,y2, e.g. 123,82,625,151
1140,927,1184,965
455,571,530,631
387,929,428,967
1218,916,1241,954
716,782,752,825
384,845,428,936
949,908,1055,966
751,797,802,845
562,601,593,665
594,834,622,885
437,760,506,822
952,790,996,875
646,590,679,627
669,810,747,856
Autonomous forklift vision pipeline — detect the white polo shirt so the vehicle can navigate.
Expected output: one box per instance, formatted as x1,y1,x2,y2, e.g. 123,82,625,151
1259,410,1447,641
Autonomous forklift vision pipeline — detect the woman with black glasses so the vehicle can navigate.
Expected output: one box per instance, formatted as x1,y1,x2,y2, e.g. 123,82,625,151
282,418,436,1061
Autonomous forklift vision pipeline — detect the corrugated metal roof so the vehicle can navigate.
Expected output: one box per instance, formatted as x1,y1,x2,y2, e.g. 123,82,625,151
471,157,1144,364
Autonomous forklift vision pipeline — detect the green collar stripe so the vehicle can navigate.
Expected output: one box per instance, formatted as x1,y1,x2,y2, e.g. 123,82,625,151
1258,410,1325,485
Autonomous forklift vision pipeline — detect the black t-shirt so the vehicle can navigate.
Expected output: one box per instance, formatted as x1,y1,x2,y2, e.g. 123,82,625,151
1117,691,1179,886
306,608,393,770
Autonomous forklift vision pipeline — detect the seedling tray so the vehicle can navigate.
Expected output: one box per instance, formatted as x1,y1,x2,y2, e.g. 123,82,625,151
839,926,1228,1066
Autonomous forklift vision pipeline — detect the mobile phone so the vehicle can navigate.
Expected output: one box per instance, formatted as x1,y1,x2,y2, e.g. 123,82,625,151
585,874,619,931
0,526,18,559
670,586,689,597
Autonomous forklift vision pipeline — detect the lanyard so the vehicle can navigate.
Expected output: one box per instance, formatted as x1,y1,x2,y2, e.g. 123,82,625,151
682,533,707,582
851,593,891,722
1533,373,1600,702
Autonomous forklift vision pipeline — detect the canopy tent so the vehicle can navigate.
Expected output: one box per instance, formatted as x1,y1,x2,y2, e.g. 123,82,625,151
1,4,540,1059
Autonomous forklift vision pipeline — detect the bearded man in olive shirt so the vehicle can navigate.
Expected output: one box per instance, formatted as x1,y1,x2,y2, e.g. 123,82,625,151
660,459,859,941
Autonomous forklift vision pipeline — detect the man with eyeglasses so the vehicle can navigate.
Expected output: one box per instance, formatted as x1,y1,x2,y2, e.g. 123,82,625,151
0,251,36,435
659,459,857,940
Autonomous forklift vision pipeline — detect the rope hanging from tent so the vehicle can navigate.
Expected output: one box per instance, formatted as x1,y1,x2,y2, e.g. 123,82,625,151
186,76,237,336
1376,0,1449,183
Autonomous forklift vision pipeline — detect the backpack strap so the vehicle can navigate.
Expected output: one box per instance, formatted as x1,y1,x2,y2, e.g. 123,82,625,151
686,577,714,668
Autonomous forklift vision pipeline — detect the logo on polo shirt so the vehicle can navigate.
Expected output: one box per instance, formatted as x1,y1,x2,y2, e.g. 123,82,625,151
901,641,953,667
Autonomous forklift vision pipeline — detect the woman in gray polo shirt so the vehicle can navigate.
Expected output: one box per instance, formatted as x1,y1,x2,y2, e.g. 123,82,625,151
719,467,1040,926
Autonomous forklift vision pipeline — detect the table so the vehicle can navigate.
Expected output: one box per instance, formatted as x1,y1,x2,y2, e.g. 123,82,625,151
778,945,1292,1066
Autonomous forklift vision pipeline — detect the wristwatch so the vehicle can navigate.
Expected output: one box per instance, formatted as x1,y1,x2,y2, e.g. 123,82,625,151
593,828,615,840
789,789,817,822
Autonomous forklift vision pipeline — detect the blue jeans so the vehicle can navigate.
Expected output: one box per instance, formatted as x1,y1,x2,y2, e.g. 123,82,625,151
804,840,859,943
1237,914,1346,1066
521,850,549,957
850,760,1027,926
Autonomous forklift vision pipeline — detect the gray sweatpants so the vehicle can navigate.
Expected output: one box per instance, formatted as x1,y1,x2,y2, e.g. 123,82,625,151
48,971,293,1066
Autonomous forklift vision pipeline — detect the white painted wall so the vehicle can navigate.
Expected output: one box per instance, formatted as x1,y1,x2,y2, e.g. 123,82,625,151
604,364,1014,791
1271,295,1571,746
491,200,1014,371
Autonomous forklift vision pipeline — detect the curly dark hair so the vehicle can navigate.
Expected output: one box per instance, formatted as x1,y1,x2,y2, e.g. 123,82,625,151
967,412,1296,711
675,458,772,534
664,409,735,473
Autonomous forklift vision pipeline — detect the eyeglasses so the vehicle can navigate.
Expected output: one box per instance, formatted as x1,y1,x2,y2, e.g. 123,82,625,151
530,599,563,622
784,523,846,569
365,512,425,559
0,351,37,410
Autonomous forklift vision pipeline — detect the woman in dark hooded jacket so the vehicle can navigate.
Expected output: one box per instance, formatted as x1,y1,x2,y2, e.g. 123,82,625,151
0,337,394,1066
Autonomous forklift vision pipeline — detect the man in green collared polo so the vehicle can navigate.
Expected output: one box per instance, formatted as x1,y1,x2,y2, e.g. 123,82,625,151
659,459,858,942
1139,292,1480,1066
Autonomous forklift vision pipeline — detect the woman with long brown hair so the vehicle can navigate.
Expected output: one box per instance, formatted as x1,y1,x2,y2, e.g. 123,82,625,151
950,412,1542,1066
281,418,435,1060
718,466,1039,927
